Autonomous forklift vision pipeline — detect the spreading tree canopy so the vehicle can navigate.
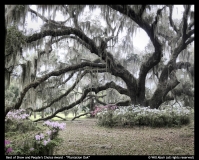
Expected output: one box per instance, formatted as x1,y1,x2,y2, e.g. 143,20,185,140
5,5,194,121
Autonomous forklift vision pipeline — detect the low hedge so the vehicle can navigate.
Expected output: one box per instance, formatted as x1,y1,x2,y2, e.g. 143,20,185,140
95,105,191,128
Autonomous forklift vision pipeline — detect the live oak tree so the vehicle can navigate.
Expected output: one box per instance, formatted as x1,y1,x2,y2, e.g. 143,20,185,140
5,5,194,121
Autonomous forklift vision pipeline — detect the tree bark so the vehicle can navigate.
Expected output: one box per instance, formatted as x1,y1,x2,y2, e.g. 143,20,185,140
149,73,180,109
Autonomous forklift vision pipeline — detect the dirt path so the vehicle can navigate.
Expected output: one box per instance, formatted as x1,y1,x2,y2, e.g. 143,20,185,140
54,118,194,155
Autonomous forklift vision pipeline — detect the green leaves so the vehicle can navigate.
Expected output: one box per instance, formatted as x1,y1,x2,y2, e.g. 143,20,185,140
97,105,191,128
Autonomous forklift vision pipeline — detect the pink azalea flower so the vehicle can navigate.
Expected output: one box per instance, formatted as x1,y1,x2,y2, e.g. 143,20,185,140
5,140,10,146
43,140,47,146
46,130,52,135
35,135,41,140
6,147,12,153
40,133,44,139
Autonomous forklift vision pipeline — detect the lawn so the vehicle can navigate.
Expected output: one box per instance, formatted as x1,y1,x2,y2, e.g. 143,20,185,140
6,110,194,155
29,112,87,121
53,112,194,155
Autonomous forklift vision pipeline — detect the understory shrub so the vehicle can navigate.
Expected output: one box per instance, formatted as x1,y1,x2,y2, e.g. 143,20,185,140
5,109,66,155
5,140,12,155
5,109,41,133
95,105,191,128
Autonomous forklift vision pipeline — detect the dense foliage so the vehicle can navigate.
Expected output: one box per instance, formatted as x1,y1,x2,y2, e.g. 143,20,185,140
95,105,192,127
5,109,65,155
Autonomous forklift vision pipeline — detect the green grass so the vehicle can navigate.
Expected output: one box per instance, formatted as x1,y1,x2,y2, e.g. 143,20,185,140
29,114,42,120
29,112,87,121
54,115,194,155
5,112,194,155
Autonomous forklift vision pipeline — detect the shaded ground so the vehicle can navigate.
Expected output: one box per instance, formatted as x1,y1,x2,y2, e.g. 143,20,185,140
54,117,194,155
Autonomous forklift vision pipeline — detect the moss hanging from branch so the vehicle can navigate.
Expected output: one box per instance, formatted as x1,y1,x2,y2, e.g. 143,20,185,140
5,70,11,90
5,5,29,27
20,63,26,86
5,26,26,89
26,60,32,82
5,25,26,56
20,60,32,88
32,58,38,81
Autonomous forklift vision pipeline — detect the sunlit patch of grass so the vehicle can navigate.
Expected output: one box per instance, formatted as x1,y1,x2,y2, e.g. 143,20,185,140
29,114,42,121
29,112,87,121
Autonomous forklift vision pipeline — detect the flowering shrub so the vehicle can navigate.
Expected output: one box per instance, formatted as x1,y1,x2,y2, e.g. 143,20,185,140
5,140,13,155
5,109,66,155
91,104,118,116
6,109,29,121
95,105,192,127
7,121,65,155
90,105,118,127
18,120,65,155
43,121,66,130
43,121,66,140
5,109,37,133
30,128,63,155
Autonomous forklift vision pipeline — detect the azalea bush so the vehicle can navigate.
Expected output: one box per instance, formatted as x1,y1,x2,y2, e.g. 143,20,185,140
91,104,118,116
31,122,64,155
5,109,37,133
95,105,191,127
91,105,118,127
5,109,66,155
5,140,13,155
6,109,29,120
14,129,63,155
43,120,66,139
12,126,64,155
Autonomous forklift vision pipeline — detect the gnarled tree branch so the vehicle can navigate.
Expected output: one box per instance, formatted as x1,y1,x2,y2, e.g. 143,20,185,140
71,112,90,121
26,28,98,54
33,81,128,122
5,62,106,117
33,69,107,112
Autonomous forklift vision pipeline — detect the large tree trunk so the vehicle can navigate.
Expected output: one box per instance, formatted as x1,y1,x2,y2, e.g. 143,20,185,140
148,76,180,109
125,71,179,109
